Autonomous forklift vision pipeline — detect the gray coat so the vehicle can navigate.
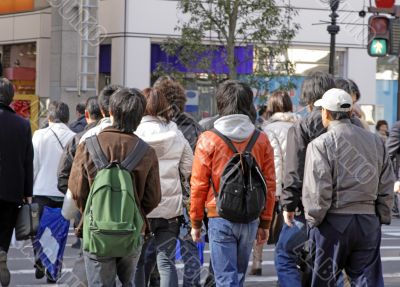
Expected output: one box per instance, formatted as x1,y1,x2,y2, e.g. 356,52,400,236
303,119,395,227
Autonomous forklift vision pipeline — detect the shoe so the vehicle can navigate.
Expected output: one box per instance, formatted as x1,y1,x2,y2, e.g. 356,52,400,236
71,238,81,249
34,262,45,279
46,270,57,284
0,251,10,287
249,268,262,276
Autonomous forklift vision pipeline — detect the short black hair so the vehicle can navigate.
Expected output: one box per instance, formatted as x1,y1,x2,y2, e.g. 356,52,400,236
98,84,122,117
76,101,86,115
216,80,256,123
301,71,336,106
85,97,102,121
0,78,15,106
334,78,361,102
109,88,147,133
376,120,388,131
327,110,351,121
48,101,70,124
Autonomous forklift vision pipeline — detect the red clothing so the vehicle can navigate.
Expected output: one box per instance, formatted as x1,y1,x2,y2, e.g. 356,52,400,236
190,130,276,229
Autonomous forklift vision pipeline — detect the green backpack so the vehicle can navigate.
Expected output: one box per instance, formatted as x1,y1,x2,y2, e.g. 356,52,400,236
83,135,148,257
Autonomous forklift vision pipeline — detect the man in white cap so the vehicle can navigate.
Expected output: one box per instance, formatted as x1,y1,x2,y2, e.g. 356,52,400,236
302,88,394,287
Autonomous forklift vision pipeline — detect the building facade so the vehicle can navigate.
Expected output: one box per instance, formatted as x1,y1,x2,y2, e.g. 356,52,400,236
1,0,396,126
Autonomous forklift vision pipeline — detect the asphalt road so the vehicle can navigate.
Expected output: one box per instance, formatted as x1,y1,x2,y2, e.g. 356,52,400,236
6,218,400,287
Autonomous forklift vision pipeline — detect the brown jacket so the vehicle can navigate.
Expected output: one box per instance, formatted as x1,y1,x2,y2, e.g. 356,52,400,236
68,127,161,233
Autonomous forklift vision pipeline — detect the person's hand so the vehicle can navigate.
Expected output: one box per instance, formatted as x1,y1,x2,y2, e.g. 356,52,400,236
191,228,202,243
256,228,269,245
23,197,32,204
283,211,295,227
394,181,400,193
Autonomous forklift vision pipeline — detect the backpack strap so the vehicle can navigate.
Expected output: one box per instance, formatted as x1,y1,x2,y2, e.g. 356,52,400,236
121,139,149,172
86,136,109,170
244,129,260,153
210,128,239,154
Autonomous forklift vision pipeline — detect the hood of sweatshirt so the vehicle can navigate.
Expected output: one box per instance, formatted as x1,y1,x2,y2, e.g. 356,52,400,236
213,114,255,142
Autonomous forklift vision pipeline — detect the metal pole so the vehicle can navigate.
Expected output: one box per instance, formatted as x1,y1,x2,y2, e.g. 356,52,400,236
397,58,400,120
328,0,340,75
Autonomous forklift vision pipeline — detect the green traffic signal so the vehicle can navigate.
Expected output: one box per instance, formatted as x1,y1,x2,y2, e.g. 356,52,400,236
369,39,388,56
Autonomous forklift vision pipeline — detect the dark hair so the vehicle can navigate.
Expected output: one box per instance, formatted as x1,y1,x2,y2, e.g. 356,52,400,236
301,71,336,106
76,101,86,115
109,88,147,133
327,110,351,121
98,84,122,117
376,120,388,131
267,90,293,117
0,78,15,106
47,101,70,124
155,78,187,113
142,87,171,122
216,80,257,122
334,78,361,102
85,96,102,121
258,105,267,117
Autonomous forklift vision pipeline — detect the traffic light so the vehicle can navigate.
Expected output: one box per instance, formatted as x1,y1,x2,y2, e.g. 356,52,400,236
368,16,390,57
375,0,395,9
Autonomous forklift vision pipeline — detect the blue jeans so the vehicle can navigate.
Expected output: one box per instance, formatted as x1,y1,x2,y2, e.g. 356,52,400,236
208,217,258,287
135,218,180,287
274,217,308,287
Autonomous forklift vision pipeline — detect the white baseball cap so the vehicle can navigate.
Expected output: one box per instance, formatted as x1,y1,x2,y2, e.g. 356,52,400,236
314,88,353,112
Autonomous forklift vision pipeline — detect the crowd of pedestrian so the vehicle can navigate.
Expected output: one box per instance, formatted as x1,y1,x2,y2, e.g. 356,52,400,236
0,71,398,287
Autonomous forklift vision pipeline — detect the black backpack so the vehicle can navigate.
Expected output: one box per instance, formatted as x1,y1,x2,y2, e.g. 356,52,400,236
210,128,267,223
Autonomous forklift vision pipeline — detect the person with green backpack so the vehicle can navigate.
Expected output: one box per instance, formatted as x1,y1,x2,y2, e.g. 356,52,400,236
68,88,162,286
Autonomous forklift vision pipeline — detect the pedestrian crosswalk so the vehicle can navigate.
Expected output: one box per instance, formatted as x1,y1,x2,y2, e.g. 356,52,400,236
6,221,400,286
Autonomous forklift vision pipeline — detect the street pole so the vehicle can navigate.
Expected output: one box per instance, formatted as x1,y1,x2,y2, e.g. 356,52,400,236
328,0,340,75
397,58,400,120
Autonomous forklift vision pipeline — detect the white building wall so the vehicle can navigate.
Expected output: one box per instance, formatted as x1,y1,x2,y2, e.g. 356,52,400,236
99,0,378,105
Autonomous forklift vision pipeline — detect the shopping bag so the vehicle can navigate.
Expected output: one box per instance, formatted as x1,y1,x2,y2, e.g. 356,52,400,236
33,207,70,281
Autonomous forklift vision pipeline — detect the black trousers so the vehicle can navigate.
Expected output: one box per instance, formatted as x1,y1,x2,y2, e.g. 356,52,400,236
309,214,383,287
0,199,20,253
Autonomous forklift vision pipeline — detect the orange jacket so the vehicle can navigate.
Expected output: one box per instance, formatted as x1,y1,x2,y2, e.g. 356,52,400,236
190,130,276,229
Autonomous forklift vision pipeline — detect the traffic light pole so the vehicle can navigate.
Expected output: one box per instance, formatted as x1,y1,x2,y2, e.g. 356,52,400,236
328,1,340,75
398,59,400,120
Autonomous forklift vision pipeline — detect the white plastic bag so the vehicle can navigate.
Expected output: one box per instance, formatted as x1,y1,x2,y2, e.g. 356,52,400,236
61,189,79,220
10,230,24,249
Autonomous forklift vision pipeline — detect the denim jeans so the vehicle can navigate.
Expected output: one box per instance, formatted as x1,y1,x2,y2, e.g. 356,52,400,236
135,217,180,287
274,216,308,287
84,244,142,287
208,217,258,287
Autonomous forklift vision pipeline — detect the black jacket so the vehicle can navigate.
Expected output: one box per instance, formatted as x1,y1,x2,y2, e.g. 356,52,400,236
57,121,97,193
173,112,203,152
0,103,33,203
69,115,87,134
281,109,363,212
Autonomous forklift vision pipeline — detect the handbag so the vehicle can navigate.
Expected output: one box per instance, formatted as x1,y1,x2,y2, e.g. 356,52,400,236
267,200,284,245
15,203,40,241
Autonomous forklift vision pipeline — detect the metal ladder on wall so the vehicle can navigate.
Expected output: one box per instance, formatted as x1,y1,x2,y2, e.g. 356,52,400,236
78,0,99,95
